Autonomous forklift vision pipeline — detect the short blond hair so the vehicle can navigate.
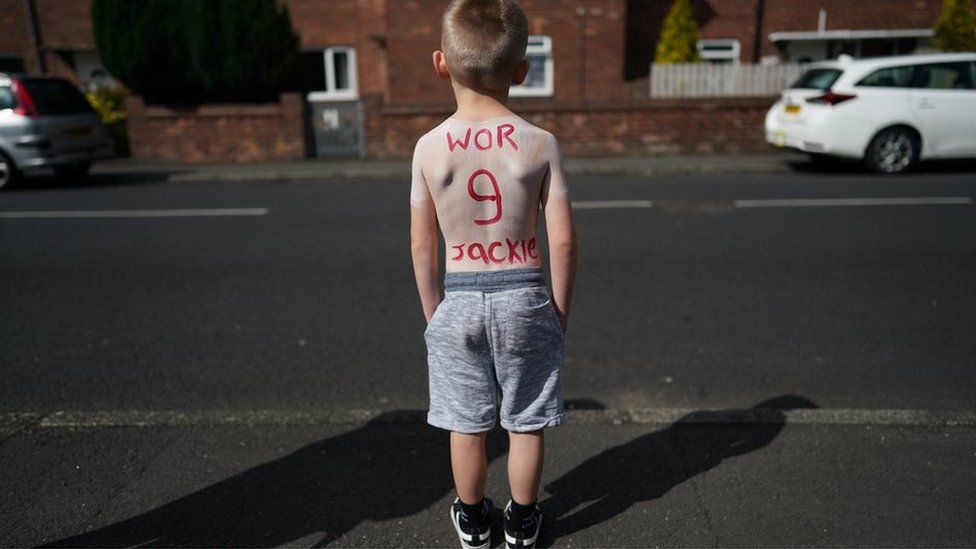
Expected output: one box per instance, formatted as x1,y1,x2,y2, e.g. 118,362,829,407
441,0,529,91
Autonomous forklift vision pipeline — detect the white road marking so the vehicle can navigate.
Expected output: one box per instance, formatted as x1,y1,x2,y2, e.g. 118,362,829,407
0,208,270,219
1,407,974,429
572,200,654,209
734,197,972,208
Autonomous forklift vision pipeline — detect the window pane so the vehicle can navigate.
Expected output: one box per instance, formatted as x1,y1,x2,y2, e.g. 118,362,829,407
791,68,843,90
0,86,15,110
20,79,94,115
521,53,547,89
333,51,349,90
856,66,913,88
300,51,326,91
0,57,25,73
909,62,974,90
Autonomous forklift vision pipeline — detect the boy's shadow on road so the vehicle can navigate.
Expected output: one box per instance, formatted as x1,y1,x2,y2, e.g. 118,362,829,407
539,395,818,546
47,396,815,548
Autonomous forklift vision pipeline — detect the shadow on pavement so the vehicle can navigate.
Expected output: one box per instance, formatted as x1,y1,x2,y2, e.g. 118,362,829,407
45,411,508,548
539,395,819,547
46,397,816,548
5,172,172,192
787,156,976,175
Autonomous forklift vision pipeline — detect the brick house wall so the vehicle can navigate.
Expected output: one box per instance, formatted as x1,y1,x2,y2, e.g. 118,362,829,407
0,0,31,71
6,0,971,160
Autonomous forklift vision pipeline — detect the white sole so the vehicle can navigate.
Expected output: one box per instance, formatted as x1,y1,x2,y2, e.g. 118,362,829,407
505,514,541,548
451,507,490,549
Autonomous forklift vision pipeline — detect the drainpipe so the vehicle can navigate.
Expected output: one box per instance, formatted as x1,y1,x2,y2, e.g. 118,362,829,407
22,0,44,73
576,3,586,102
752,0,765,62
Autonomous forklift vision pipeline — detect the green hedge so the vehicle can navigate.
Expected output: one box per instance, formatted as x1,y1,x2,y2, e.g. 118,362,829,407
92,0,300,104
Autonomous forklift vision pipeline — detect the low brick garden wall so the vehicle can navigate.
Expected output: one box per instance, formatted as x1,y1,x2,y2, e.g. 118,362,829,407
365,96,776,159
125,93,304,163
124,93,774,162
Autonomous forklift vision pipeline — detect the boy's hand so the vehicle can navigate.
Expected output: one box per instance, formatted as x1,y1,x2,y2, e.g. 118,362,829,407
555,307,568,333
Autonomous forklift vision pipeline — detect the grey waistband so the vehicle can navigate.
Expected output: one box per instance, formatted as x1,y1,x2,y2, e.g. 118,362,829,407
444,267,545,292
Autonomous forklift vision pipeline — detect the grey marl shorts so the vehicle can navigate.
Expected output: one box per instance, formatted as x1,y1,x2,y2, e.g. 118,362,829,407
424,267,565,433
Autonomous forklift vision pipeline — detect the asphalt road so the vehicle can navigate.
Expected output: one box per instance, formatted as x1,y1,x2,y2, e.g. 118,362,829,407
2,168,976,547
2,169,974,414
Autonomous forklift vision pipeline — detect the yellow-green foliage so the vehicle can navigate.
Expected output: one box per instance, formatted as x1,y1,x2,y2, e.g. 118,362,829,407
655,0,702,63
85,86,129,156
933,0,976,52
85,86,126,125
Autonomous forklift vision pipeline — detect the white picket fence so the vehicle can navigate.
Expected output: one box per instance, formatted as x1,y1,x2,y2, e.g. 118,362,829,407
650,63,805,98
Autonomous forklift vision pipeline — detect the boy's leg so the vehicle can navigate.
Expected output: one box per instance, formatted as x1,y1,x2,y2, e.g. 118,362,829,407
451,431,489,504
507,430,544,504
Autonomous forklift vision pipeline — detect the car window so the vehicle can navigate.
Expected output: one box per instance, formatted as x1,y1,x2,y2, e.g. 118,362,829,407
19,79,95,115
790,68,843,90
0,86,16,110
856,65,914,88
908,62,975,90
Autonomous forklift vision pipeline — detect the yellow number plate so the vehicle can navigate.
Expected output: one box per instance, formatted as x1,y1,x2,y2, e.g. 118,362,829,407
784,104,801,114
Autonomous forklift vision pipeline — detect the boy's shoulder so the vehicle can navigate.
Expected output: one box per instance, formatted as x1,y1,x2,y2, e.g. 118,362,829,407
413,115,559,156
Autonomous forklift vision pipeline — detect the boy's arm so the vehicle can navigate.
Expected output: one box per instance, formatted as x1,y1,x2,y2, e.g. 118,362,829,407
409,143,441,322
541,136,577,331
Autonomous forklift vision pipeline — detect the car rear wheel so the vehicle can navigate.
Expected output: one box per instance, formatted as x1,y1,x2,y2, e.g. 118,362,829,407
864,127,919,174
54,161,92,180
0,150,22,189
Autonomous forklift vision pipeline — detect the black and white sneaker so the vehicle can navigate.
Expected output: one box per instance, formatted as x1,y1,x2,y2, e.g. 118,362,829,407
503,500,542,548
450,497,492,549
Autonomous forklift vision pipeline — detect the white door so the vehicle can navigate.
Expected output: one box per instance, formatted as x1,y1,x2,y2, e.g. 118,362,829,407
908,61,976,157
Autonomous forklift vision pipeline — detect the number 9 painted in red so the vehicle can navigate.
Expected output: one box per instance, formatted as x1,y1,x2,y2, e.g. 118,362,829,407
467,169,502,225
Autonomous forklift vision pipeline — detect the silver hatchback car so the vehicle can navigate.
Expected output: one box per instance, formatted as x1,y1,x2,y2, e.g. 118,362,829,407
0,73,114,188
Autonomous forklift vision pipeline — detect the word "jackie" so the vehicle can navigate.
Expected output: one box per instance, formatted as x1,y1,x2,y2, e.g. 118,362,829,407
451,237,539,264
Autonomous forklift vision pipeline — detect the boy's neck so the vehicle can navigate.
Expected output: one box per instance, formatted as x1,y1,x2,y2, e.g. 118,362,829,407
451,82,515,121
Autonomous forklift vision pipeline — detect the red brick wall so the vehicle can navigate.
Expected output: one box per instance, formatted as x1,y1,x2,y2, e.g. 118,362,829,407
0,0,29,54
365,97,774,158
125,93,304,163
34,0,94,49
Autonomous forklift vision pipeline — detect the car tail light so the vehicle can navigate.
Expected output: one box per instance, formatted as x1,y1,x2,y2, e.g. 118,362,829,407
10,79,39,117
806,92,857,106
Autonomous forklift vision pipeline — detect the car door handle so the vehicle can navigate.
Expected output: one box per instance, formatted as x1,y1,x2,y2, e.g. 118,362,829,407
918,100,936,109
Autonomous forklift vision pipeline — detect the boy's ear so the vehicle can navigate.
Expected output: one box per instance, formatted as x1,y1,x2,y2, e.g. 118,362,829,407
432,50,451,80
512,59,529,85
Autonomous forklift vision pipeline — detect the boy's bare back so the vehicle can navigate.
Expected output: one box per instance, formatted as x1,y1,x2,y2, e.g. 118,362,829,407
410,115,569,272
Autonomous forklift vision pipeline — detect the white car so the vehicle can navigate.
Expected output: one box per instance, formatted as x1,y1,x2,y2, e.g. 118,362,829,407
766,52,976,174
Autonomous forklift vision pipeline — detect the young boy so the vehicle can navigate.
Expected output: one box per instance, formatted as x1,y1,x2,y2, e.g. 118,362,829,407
410,1,577,547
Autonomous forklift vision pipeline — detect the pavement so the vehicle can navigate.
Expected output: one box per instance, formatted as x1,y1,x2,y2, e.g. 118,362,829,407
3,408,976,547
88,152,812,184
2,169,976,547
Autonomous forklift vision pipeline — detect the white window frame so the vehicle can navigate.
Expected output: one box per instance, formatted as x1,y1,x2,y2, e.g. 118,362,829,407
511,35,554,97
697,39,741,63
307,46,358,101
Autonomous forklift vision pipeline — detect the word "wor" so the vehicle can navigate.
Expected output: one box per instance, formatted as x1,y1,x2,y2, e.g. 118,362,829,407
451,237,539,264
447,124,519,152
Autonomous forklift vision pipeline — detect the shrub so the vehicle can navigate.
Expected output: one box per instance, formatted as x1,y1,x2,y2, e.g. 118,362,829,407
655,0,703,64
85,86,129,156
91,0,300,104
932,0,976,52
